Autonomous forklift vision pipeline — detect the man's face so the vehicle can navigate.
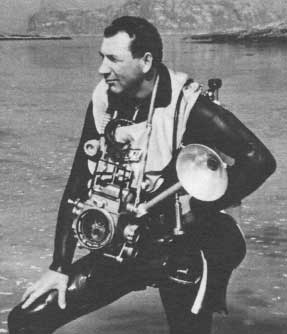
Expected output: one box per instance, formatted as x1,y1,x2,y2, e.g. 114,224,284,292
98,32,145,95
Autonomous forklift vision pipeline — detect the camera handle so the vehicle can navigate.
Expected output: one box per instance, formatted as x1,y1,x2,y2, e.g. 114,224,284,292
103,242,138,263
207,78,222,104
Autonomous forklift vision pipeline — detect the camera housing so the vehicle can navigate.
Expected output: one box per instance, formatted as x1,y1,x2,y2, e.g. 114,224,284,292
70,156,136,257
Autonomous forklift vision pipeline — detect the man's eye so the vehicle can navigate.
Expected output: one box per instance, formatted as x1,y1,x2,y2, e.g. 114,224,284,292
108,55,117,62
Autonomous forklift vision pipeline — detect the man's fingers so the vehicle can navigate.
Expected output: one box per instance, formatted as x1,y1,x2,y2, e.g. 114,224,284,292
21,289,44,309
21,286,34,302
57,285,67,309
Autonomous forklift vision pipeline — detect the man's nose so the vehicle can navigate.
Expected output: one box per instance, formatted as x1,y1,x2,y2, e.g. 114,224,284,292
98,57,110,76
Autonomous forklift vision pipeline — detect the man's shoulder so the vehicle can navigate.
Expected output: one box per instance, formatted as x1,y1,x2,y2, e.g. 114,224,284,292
166,67,201,103
167,67,189,87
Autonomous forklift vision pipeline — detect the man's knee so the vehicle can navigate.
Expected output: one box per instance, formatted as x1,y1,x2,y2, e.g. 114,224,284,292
202,212,246,269
8,296,56,334
8,305,30,334
218,212,246,268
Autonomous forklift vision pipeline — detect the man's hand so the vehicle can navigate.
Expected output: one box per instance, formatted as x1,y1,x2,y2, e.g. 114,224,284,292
21,270,69,310
114,123,143,144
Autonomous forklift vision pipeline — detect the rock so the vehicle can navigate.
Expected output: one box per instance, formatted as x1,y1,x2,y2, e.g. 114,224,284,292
26,0,287,36
185,21,287,43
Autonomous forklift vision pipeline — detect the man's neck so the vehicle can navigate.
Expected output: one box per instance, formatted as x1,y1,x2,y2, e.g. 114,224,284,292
134,67,158,100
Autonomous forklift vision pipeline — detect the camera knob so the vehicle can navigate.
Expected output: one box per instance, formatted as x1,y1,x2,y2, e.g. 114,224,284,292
208,78,222,91
92,197,105,208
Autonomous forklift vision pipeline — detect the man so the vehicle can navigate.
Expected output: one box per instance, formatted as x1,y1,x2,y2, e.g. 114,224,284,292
8,16,276,334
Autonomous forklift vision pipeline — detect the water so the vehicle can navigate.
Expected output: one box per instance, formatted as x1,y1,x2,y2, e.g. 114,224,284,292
0,36,287,333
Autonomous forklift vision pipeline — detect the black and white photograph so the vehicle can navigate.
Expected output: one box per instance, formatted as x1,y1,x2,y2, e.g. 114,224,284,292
0,1,284,333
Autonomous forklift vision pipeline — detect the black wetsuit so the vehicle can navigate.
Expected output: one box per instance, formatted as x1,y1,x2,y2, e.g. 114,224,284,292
8,65,276,334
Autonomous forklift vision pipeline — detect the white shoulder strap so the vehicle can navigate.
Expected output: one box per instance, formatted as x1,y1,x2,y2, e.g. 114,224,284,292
173,80,202,152
92,79,110,135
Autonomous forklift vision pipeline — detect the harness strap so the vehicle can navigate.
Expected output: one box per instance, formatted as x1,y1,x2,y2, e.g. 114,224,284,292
134,75,160,206
172,79,194,236
172,78,194,155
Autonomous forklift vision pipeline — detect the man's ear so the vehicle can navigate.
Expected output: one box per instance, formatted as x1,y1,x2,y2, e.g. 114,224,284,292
141,52,153,73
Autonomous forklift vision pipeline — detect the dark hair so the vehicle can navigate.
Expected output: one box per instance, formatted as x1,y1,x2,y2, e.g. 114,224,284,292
104,16,163,67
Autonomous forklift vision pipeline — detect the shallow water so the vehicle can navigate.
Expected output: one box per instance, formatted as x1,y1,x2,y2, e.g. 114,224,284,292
0,36,287,333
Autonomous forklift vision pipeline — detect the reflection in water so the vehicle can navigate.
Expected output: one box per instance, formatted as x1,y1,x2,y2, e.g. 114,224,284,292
27,38,98,69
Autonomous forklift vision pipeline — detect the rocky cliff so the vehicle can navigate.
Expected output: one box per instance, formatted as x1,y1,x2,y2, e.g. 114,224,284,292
185,21,287,42
27,0,287,36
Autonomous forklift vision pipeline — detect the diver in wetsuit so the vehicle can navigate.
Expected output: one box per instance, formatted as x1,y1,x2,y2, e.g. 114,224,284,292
8,16,276,334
